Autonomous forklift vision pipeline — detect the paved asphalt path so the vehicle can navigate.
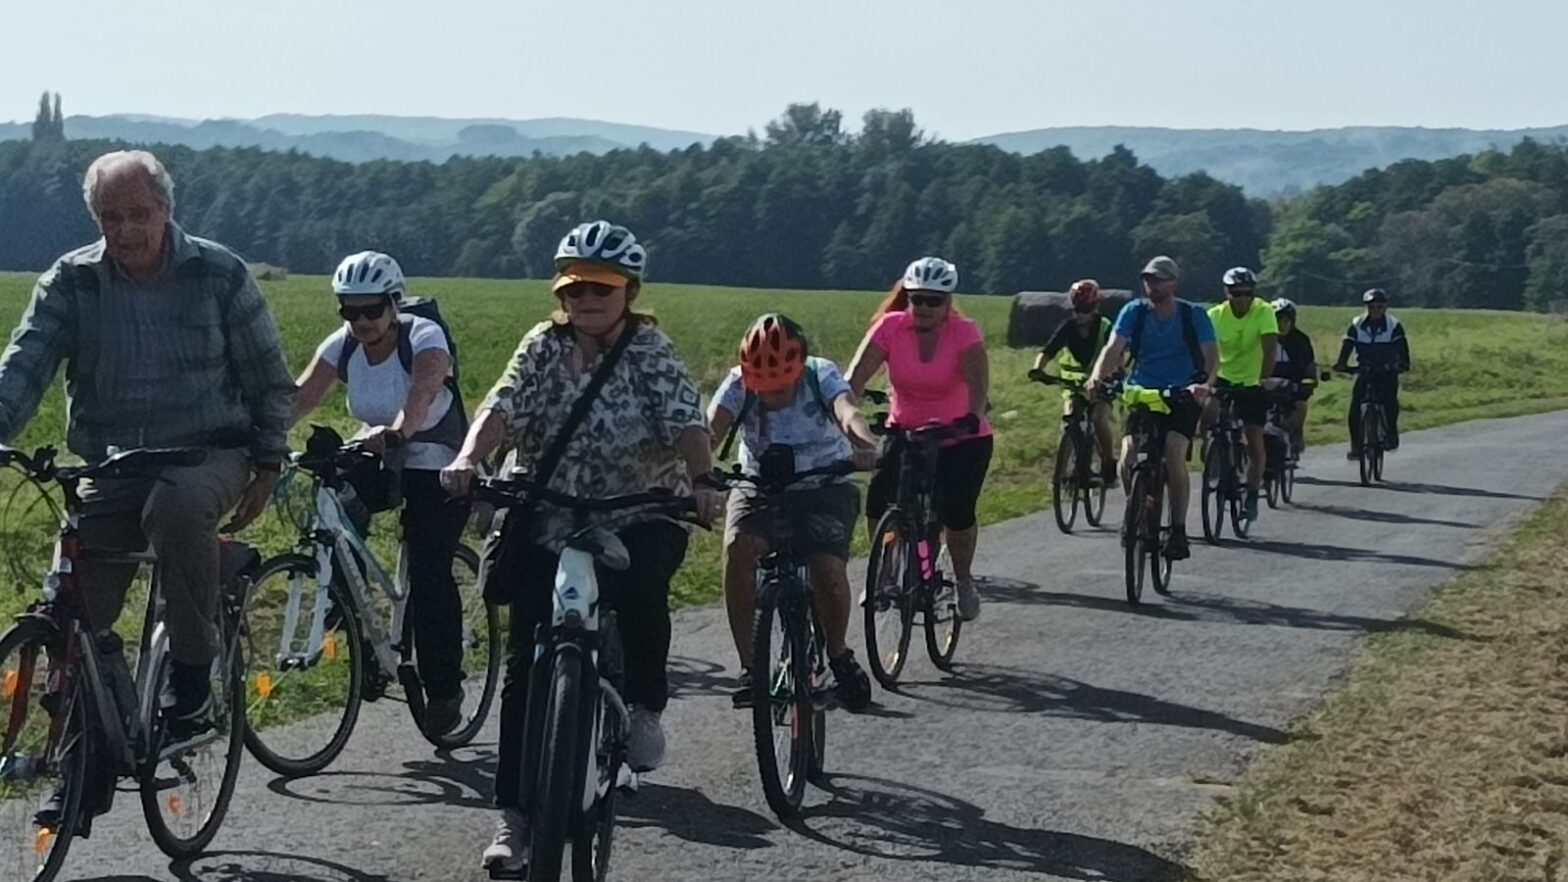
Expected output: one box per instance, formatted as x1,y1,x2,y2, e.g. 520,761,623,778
60,410,1568,882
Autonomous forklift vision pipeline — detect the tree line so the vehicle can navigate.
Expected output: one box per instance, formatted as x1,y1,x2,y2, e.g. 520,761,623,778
2,101,1566,309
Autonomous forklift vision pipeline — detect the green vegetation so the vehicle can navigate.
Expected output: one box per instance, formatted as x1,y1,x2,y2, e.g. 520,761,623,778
3,274,1568,619
1188,491,1568,881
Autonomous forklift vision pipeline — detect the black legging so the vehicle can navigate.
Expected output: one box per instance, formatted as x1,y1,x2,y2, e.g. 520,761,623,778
493,519,689,809
399,469,471,701
865,434,994,532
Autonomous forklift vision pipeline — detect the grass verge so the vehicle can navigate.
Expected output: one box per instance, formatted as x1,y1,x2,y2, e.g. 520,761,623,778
1185,488,1568,881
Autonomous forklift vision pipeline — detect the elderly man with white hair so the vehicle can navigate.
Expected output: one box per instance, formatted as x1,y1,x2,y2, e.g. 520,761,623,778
0,150,293,774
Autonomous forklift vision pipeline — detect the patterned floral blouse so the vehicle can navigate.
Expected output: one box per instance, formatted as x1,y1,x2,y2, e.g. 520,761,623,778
480,319,706,549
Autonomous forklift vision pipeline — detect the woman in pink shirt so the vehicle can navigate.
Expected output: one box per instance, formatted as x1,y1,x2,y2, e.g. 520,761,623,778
848,257,993,621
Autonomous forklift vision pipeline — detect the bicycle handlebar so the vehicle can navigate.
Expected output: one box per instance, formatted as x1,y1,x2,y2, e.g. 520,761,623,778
0,445,207,485
476,473,698,517
710,460,857,493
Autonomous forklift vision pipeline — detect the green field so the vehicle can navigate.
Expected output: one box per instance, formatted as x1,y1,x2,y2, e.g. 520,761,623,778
3,272,1568,618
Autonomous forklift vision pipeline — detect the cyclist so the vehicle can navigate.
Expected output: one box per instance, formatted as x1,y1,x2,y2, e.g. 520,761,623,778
1269,298,1317,456
1204,267,1278,522
0,151,293,759
289,251,472,735
1033,279,1117,486
848,257,993,622
1087,255,1218,561
437,221,722,873
1334,288,1410,458
708,314,877,712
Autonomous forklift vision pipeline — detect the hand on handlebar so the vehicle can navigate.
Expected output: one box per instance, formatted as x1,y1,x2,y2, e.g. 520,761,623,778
358,425,405,455
440,457,478,498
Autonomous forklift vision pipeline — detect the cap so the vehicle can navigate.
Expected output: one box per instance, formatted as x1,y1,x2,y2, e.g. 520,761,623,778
1141,256,1180,281
552,260,632,293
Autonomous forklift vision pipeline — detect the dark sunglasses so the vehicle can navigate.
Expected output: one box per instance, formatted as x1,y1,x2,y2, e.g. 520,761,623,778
1226,288,1256,298
909,293,948,308
339,302,390,322
1073,305,1098,315
560,281,620,300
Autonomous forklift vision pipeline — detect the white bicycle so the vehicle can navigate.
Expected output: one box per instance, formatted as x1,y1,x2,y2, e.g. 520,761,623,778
241,427,501,776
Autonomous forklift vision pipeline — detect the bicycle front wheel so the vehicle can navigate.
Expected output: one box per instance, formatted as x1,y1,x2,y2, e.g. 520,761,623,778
751,583,813,818
1149,477,1174,596
1123,473,1148,606
1200,438,1226,544
0,618,86,882
242,554,364,777
1280,463,1296,504
529,646,590,882
571,682,624,882
1359,407,1379,487
1051,431,1079,533
140,626,246,858
1083,436,1109,527
863,513,914,689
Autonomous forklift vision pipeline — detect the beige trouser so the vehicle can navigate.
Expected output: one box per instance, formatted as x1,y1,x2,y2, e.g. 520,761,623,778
77,447,251,665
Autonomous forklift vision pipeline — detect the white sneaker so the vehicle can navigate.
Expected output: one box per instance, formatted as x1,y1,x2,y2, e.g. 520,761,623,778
481,808,528,872
956,579,981,622
626,707,666,772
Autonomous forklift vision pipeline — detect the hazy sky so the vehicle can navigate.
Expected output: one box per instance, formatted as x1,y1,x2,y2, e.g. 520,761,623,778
3,0,1563,139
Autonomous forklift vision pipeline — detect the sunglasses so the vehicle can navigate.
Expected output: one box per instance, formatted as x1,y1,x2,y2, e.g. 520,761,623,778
1227,288,1256,298
339,302,390,322
909,293,948,308
1073,305,1098,315
560,281,620,300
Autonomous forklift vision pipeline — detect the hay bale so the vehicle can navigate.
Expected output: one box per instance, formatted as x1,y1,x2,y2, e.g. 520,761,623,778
1006,289,1136,348
250,263,289,281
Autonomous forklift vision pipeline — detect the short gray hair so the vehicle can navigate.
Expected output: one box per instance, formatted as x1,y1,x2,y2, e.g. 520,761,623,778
82,150,175,218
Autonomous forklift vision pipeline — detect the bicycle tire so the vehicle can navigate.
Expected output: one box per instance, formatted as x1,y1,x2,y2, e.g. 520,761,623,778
571,685,622,882
1231,445,1252,539
1083,435,1108,527
1280,464,1295,504
140,629,246,858
1150,477,1174,596
751,582,812,818
529,647,589,882
242,554,365,777
923,543,961,671
863,513,913,689
1200,437,1225,544
1359,407,1379,487
1051,431,1079,533
0,618,87,882
808,616,827,783
412,545,502,750
1123,473,1148,606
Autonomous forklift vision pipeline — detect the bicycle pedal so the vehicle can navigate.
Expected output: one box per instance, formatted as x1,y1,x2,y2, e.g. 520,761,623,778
486,866,527,881
617,765,640,794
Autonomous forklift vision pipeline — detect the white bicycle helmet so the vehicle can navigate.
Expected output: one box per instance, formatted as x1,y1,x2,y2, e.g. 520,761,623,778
554,220,647,280
333,251,406,299
1271,298,1298,320
1222,266,1258,289
902,256,959,293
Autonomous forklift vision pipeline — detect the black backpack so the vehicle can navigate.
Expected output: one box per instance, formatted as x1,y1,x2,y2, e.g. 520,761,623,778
335,297,468,449
1127,299,1205,380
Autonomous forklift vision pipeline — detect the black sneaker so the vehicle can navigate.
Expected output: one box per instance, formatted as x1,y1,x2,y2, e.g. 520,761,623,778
1099,465,1119,489
424,686,465,736
1345,447,1361,461
1165,527,1192,561
166,660,214,744
829,651,872,712
731,669,753,710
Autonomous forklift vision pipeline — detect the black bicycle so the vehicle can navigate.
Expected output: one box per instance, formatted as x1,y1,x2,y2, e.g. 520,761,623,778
711,449,856,819
1028,370,1113,533
1261,382,1301,508
1200,386,1253,543
1119,385,1194,605
476,474,696,882
861,390,976,688
0,446,252,882
1341,364,1398,486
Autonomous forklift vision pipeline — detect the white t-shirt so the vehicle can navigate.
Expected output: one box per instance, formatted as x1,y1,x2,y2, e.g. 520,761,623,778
315,316,457,471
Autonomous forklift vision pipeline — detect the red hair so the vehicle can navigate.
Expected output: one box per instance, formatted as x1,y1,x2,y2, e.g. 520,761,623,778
869,281,963,327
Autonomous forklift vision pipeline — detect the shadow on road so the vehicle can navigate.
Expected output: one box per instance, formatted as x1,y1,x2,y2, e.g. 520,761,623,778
667,654,734,699
265,746,497,809
169,850,404,881
793,773,1186,881
1237,538,1470,570
1296,476,1542,502
982,579,1477,641
620,782,779,849
1292,502,1479,530
892,663,1290,743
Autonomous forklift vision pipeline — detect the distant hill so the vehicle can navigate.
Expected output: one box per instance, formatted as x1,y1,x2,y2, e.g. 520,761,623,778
971,125,1568,196
0,113,714,163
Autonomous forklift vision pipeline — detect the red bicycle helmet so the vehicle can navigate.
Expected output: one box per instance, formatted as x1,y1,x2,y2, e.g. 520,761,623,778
1070,279,1102,310
739,313,809,394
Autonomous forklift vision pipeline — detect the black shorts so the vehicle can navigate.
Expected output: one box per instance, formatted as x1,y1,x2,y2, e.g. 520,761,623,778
866,434,994,532
1218,381,1269,427
1134,398,1202,440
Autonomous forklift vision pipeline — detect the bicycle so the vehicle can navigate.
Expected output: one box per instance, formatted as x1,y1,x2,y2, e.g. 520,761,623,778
861,390,976,688
0,445,251,882
476,473,697,882
1028,370,1113,533
1119,385,1196,605
241,426,500,777
1261,382,1300,508
1199,385,1254,543
710,449,857,819
1341,364,1398,486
